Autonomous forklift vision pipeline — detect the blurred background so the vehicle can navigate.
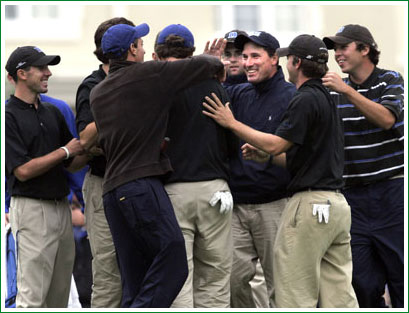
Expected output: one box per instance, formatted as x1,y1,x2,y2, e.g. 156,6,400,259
3,2,407,109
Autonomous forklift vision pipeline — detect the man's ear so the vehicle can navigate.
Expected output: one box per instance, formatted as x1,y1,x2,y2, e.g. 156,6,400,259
129,42,138,57
152,52,158,61
295,57,302,69
361,45,370,57
16,69,27,81
270,54,279,66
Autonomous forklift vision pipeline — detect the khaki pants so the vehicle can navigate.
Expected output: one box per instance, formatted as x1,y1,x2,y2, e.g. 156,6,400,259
272,190,358,308
231,198,287,308
82,171,122,307
250,261,269,308
165,179,233,308
10,196,75,308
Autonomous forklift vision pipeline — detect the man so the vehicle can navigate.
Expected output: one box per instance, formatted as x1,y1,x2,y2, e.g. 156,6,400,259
203,34,358,308
88,23,225,307
223,31,295,308
152,24,236,308
5,46,87,307
75,17,135,308
322,24,404,308
222,29,248,86
222,28,269,308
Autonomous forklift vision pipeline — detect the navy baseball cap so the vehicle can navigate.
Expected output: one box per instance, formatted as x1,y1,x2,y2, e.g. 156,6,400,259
323,24,378,50
234,31,280,52
224,29,247,43
276,34,329,64
157,24,194,48
102,23,150,56
6,46,60,75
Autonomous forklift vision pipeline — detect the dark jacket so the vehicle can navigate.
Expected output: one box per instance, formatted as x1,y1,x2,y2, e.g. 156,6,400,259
90,55,224,194
226,67,296,204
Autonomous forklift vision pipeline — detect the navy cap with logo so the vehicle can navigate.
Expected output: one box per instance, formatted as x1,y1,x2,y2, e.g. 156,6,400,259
224,29,248,44
234,31,280,52
276,34,329,64
6,46,60,75
102,23,150,57
157,24,194,48
323,24,378,50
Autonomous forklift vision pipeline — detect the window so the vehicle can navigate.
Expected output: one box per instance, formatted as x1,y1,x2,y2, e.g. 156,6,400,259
234,5,259,31
4,5,84,40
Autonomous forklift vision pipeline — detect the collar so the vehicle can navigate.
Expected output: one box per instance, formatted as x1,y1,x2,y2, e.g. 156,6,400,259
347,67,381,90
109,60,136,74
298,78,324,90
224,73,248,86
9,95,42,110
97,64,108,79
253,66,285,93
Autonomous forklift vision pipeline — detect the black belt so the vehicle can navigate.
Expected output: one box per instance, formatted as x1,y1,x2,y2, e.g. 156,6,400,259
298,188,341,193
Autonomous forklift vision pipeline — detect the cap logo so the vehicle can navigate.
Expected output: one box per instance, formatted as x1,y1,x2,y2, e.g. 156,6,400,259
33,47,43,53
248,31,261,37
305,55,313,60
336,26,345,34
16,61,26,69
228,32,238,39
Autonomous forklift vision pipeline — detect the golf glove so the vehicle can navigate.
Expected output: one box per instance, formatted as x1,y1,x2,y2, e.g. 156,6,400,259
209,191,233,214
312,203,330,224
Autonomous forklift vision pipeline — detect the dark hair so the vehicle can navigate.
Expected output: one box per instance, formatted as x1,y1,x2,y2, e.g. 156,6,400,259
292,56,328,79
154,35,196,59
356,41,380,65
94,17,135,64
11,66,31,83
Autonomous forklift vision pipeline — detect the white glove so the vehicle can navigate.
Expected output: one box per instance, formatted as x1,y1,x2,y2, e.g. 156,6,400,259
209,191,233,214
312,203,330,224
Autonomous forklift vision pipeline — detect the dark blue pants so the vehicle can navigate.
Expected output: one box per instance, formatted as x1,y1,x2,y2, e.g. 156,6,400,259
103,177,188,308
343,178,404,308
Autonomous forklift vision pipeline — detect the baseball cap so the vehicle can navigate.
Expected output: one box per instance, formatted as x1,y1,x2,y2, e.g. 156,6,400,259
276,34,329,64
234,31,280,52
224,29,247,43
323,24,378,50
157,24,194,48
6,46,60,75
102,23,150,56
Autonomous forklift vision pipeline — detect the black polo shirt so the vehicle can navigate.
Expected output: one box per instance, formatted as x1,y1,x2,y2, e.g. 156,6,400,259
164,79,238,184
275,79,345,192
5,95,73,199
75,65,107,177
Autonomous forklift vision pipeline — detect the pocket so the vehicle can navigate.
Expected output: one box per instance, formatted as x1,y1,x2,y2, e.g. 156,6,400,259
116,181,157,228
286,197,301,228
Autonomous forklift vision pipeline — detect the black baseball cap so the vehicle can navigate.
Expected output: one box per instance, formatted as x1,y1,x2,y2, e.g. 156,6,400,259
6,46,60,75
323,24,378,50
224,29,247,43
234,31,280,52
276,34,329,64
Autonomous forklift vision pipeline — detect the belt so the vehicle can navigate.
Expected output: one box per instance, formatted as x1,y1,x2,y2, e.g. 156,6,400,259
298,188,341,193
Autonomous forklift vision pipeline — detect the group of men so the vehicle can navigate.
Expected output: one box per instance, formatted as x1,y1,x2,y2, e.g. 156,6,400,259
5,14,404,309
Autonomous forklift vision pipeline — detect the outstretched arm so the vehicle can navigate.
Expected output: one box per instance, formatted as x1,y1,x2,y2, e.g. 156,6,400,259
203,93,293,156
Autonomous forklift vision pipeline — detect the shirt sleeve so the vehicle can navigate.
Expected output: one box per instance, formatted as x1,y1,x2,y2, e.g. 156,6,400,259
378,71,404,119
75,82,95,134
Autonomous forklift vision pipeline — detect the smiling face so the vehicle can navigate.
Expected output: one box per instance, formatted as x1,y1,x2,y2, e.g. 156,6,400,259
242,42,278,84
22,65,52,94
223,44,245,76
334,41,368,75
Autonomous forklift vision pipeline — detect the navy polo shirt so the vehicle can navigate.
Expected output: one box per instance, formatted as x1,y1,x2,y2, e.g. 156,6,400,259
5,95,73,199
226,67,296,204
